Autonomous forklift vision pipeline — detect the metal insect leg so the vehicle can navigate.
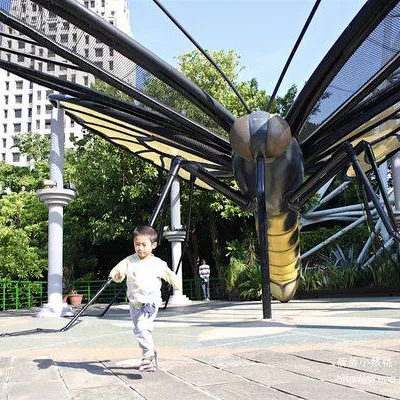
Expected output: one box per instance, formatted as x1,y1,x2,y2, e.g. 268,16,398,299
363,143,397,229
343,142,400,242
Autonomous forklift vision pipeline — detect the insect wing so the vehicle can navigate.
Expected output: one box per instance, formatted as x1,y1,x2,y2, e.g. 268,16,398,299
286,0,400,177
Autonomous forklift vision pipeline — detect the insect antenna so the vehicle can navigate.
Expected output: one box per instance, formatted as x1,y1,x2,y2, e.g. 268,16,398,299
152,0,252,115
266,0,321,113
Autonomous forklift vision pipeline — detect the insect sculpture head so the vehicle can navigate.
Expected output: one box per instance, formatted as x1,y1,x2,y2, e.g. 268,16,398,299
229,111,292,161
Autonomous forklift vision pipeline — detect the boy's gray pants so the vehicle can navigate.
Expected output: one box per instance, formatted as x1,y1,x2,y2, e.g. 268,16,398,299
129,304,158,359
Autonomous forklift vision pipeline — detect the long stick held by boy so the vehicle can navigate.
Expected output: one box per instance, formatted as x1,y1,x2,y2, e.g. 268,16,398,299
109,225,181,372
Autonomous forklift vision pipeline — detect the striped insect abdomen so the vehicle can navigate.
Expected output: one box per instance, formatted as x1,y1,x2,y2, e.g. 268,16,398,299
267,211,300,302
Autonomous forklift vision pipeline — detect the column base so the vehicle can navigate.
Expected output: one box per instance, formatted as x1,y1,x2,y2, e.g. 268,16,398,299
166,293,192,306
36,302,73,318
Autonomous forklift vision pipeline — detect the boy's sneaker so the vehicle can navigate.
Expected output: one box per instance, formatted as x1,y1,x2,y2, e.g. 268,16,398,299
139,355,156,372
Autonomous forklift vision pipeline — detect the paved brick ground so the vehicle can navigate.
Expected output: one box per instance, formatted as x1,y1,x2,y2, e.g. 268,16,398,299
0,297,399,399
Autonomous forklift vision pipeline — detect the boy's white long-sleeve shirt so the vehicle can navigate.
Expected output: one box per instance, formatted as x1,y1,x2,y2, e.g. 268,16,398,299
109,253,180,307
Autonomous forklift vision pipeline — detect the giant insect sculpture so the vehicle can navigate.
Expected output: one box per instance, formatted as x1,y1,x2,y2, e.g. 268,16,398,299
1,0,400,321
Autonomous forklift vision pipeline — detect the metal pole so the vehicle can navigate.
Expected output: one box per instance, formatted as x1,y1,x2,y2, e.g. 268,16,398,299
256,156,271,319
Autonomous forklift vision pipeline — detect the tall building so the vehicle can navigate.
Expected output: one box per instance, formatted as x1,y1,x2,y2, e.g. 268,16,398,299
0,0,132,166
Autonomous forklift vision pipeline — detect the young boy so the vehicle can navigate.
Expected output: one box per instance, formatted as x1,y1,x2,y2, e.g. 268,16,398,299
109,225,181,372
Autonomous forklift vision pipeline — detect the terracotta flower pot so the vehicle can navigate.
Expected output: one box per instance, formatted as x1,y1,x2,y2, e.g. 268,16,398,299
68,293,83,306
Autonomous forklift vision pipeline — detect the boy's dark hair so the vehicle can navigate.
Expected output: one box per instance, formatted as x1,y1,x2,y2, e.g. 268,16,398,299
133,225,158,244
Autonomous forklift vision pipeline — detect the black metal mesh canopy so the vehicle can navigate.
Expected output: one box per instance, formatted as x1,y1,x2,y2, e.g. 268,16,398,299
291,0,400,173
0,0,237,137
1,0,400,189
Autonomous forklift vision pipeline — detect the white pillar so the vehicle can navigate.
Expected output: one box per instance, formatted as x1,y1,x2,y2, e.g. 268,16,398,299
163,178,191,305
392,152,400,212
48,204,64,307
36,104,75,317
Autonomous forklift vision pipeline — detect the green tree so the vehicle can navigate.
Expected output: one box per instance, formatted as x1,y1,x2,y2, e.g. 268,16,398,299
63,131,162,278
0,187,48,279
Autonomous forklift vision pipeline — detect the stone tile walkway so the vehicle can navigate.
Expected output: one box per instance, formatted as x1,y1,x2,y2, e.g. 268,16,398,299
0,297,399,399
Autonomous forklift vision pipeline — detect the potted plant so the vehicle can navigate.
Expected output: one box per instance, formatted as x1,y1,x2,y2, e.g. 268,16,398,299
63,266,83,305
68,289,84,306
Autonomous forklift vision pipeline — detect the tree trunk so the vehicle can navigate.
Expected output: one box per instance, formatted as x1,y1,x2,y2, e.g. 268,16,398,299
186,229,201,299
209,213,222,279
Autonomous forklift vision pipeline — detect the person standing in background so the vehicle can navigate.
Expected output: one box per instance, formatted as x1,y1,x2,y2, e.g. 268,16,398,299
199,259,210,301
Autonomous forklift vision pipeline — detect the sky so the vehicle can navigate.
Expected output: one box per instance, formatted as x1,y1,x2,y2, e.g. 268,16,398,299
126,0,366,97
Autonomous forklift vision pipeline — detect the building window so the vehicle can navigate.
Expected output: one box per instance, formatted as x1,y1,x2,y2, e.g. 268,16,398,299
71,74,76,83
90,1,95,7
12,152,20,162
6,54,11,62
63,21,69,30
31,44,35,54
16,81,23,90
101,0,105,6
45,120,51,129
37,105,41,114
14,109,22,118
84,1,89,7
17,55,24,62
28,108,32,117
70,120,75,127
109,60,114,70
38,62,43,72
4,96,8,105
28,94,33,103
47,63,55,72
18,41,25,49
45,105,52,114
95,48,103,57
36,120,40,129
14,123,21,133
37,91,42,101
29,81,33,89
60,34,68,44
84,76,89,86
15,95,22,103
3,125,7,135
94,61,103,68
59,65,67,71
85,35,89,45
109,47,114,56
4,110,8,118
39,48,43,57
2,138,6,147
27,122,31,132
5,82,9,90
48,50,55,58
1,153,5,161
84,49,89,57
